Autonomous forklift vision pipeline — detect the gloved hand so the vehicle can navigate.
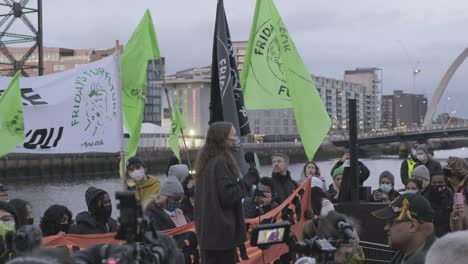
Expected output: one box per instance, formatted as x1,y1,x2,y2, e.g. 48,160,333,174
243,168,260,186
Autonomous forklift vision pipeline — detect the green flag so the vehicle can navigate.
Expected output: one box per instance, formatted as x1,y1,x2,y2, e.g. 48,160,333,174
241,0,331,160
168,100,185,160
121,10,160,157
0,71,24,157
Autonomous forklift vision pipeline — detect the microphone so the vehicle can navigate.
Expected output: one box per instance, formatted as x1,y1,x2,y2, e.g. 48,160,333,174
326,211,355,241
244,151,255,169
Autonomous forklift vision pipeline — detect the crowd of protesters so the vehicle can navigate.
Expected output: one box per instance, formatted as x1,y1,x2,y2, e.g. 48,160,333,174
0,122,467,263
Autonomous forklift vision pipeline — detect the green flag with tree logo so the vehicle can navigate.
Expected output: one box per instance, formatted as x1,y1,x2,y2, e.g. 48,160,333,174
168,99,185,160
0,71,24,157
122,10,160,157
240,0,331,160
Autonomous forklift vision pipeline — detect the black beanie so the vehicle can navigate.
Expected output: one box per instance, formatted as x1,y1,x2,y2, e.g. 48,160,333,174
85,187,107,210
0,201,18,227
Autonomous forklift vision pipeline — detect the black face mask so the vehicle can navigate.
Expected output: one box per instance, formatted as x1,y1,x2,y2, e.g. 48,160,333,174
95,205,112,222
59,223,70,233
430,185,448,196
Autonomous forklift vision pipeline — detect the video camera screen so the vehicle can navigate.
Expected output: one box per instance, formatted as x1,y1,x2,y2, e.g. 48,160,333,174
256,227,286,245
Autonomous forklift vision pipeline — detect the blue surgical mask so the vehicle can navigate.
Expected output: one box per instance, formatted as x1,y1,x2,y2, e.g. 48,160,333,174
380,184,392,194
165,200,181,212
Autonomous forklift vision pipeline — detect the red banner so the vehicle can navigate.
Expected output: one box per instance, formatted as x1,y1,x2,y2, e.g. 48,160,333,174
43,179,311,263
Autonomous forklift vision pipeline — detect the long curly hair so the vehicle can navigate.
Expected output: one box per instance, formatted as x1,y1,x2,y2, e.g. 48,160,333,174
39,204,72,236
194,122,240,182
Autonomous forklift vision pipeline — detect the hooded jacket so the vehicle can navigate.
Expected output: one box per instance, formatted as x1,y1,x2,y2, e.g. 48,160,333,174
69,211,118,235
135,176,161,204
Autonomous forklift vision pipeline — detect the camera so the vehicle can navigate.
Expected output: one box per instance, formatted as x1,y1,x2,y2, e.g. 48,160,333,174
253,189,267,198
251,214,356,264
74,191,182,264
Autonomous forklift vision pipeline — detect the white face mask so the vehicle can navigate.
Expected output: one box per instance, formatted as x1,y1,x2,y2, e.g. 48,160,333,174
417,154,426,162
129,168,145,181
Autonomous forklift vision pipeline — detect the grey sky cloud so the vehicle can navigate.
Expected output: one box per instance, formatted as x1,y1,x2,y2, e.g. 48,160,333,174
10,0,468,117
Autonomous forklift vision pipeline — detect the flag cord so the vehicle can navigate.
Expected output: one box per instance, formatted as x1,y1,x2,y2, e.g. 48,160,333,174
160,62,193,172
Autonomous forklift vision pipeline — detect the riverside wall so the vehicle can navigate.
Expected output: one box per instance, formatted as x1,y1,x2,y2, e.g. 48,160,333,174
1,138,468,183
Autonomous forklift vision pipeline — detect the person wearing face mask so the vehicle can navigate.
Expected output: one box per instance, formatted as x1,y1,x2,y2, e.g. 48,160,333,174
126,156,161,206
144,176,188,231
400,144,418,185
328,165,344,203
444,156,468,193
8,199,33,228
194,122,259,264
426,174,453,237
414,144,442,176
69,187,118,234
372,171,400,202
168,164,194,221
410,165,431,197
405,179,423,194
39,205,72,237
0,201,17,263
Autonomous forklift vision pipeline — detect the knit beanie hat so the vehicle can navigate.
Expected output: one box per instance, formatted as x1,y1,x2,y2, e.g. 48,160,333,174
160,176,184,198
416,144,429,155
85,187,107,209
379,171,395,186
411,165,430,181
168,164,190,183
332,166,345,179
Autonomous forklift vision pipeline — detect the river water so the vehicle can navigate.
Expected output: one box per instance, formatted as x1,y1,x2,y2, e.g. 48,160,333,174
9,148,468,221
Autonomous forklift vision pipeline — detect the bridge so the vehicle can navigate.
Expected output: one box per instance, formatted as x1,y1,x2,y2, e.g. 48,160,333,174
331,123,468,147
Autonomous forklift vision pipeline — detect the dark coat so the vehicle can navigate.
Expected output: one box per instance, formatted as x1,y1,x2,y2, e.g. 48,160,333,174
327,184,338,203
390,234,436,264
243,194,278,219
144,203,177,231
271,171,299,205
425,188,453,237
194,156,249,250
330,160,370,186
69,211,118,235
415,158,443,176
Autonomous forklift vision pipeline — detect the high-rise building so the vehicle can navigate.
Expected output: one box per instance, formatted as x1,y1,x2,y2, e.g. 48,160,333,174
145,59,164,125
163,65,375,139
232,41,247,72
344,68,383,129
381,90,427,128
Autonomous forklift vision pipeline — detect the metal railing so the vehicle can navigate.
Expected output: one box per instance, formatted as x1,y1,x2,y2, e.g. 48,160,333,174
359,241,396,264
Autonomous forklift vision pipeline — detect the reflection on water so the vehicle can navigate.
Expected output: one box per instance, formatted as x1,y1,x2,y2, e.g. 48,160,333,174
9,148,468,220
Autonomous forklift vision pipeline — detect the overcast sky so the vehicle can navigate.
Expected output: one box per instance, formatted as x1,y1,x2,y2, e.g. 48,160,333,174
11,0,468,116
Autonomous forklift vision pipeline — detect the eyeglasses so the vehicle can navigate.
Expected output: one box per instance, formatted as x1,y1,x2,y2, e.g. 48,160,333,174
0,214,14,224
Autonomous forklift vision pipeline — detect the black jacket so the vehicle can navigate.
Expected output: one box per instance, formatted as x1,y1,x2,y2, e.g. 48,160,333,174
330,160,370,186
69,211,118,235
415,158,442,176
243,194,278,219
271,171,299,205
327,184,338,203
425,188,453,237
194,156,249,250
145,203,178,231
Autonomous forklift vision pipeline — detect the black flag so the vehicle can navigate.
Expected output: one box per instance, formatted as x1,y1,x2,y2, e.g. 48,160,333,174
210,0,251,174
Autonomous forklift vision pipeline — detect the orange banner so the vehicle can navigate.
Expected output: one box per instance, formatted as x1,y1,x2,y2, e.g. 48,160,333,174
43,179,311,263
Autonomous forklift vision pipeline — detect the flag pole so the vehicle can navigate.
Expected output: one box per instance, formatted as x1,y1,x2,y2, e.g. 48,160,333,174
115,40,127,190
160,61,193,172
